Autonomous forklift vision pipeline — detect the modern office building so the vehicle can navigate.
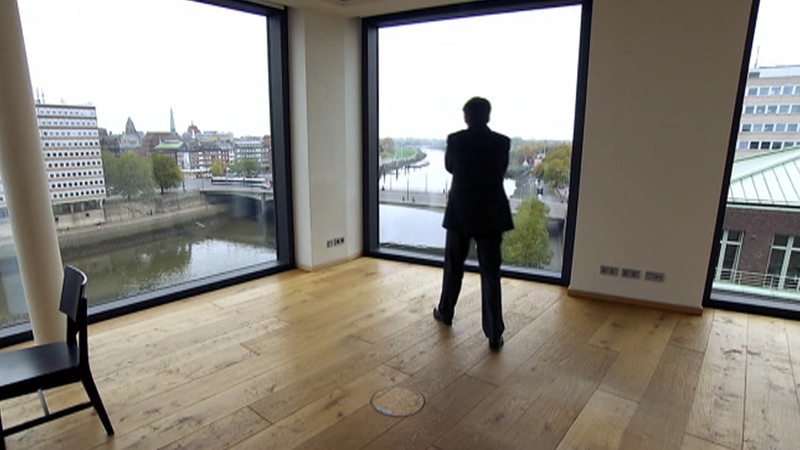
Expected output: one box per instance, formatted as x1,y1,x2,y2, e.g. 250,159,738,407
737,65,800,153
0,102,106,228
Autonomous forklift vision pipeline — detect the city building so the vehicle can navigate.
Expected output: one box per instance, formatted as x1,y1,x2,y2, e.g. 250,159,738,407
737,65,800,153
717,147,800,298
233,136,270,171
0,102,107,228
119,117,143,154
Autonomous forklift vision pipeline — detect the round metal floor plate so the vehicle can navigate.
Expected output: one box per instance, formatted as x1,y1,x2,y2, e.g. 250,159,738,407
370,387,425,417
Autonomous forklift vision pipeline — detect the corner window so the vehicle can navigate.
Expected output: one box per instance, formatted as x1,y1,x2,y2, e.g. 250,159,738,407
2,0,292,334
713,0,800,311
364,0,591,284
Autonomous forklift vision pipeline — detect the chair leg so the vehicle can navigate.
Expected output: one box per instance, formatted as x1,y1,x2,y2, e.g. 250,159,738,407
81,373,114,436
1,408,6,450
38,389,50,416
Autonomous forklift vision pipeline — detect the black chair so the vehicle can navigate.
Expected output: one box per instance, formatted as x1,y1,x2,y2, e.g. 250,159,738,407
0,266,113,449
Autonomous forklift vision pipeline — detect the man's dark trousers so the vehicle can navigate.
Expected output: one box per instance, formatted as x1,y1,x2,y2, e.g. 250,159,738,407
438,229,505,341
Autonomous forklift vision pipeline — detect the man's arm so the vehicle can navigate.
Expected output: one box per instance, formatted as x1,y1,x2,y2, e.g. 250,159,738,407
444,135,455,174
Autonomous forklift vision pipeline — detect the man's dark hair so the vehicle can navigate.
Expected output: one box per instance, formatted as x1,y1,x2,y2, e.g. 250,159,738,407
463,97,491,126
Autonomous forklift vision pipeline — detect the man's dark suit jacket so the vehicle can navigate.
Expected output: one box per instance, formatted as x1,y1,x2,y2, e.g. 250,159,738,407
442,125,514,236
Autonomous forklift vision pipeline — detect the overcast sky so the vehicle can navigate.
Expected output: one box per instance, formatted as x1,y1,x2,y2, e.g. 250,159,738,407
379,5,582,140
750,0,800,69
17,0,799,140
18,0,270,137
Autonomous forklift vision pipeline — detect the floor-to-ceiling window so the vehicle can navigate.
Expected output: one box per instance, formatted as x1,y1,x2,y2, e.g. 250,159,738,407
363,0,591,284
711,0,800,314
0,0,292,337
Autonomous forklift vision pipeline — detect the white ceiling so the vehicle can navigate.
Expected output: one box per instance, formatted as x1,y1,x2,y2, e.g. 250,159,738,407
252,0,481,17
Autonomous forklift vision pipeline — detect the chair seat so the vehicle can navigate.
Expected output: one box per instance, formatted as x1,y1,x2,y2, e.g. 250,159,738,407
0,342,79,398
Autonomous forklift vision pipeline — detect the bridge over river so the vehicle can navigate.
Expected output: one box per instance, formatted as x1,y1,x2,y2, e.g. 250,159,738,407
379,189,567,220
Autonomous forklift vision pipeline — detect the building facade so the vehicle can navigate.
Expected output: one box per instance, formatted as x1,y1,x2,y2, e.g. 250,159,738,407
0,103,107,227
737,65,800,152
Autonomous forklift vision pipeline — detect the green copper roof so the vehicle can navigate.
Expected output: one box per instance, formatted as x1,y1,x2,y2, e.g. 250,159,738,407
728,147,800,206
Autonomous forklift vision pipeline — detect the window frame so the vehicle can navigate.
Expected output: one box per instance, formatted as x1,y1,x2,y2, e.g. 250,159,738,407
705,0,800,319
0,0,294,346
362,0,593,286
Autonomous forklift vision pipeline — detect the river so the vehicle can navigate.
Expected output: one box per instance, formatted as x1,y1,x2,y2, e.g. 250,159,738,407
0,217,275,326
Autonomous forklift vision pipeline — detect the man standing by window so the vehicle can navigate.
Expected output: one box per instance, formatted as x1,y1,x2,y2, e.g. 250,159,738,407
433,97,514,351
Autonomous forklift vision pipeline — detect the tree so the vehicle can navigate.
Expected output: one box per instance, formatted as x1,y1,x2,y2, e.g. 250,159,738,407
152,153,184,194
379,137,395,156
209,159,226,177
533,145,571,189
230,157,261,177
502,198,553,268
102,150,155,200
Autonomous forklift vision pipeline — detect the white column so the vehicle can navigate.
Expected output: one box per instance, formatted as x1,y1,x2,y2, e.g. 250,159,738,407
0,0,66,343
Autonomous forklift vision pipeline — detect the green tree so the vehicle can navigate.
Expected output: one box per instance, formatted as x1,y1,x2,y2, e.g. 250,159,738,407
230,158,261,177
102,150,155,200
502,198,553,268
151,153,184,194
533,145,571,189
209,159,226,177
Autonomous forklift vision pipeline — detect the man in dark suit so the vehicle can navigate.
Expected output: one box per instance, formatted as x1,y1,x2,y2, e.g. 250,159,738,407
433,97,514,351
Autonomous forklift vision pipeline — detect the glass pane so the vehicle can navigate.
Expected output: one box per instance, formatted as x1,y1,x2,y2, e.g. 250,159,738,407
0,180,27,328
759,86,771,96
745,105,755,114
767,249,784,275
728,230,742,241
18,0,277,309
377,5,582,275
714,0,800,304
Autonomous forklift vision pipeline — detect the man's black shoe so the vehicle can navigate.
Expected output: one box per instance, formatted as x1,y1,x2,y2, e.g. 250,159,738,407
489,336,504,351
433,307,452,326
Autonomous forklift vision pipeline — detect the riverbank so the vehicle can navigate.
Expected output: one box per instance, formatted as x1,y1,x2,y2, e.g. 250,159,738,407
0,195,228,261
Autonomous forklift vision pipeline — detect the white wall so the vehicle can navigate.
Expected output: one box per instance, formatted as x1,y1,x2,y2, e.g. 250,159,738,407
569,0,753,311
290,8,362,270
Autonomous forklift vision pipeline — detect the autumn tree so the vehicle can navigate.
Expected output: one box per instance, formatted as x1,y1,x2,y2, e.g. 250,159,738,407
151,153,184,194
533,145,571,189
502,198,553,268
209,159,226,177
102,150,155,200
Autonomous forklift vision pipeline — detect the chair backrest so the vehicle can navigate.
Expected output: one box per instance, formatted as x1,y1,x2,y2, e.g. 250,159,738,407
59,266,88,349
59,266,87,321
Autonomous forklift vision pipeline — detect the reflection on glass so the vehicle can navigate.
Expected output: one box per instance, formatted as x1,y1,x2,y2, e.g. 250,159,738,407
377,5,582,275
0,0,276,328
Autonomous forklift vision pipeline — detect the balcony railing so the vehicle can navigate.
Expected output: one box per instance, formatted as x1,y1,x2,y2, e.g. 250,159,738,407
714,269,800,300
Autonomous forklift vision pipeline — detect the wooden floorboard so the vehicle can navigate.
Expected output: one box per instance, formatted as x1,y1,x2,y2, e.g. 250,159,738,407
1,257,799,449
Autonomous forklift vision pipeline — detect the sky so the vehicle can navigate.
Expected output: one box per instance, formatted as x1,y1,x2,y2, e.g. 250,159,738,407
379,5,582,140
749,0,800,69
18,0,270,137
16,0,799,140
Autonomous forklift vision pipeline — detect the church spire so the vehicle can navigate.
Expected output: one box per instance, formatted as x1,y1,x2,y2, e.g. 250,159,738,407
170,107,176,134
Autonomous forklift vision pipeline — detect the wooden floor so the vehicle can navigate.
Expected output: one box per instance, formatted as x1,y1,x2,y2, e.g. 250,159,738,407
2,257,800,449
